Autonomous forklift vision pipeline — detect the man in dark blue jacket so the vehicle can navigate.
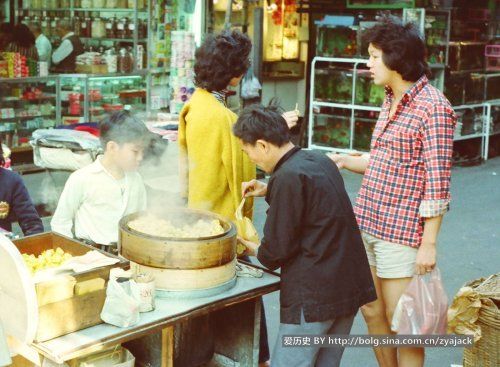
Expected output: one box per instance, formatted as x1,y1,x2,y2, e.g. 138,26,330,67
234,103,376,367
0,144,44,236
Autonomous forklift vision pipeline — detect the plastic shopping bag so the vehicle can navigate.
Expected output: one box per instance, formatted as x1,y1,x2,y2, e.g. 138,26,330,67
234,197,259,256
392,268,448,335
241,70,262,100
100,276,141,328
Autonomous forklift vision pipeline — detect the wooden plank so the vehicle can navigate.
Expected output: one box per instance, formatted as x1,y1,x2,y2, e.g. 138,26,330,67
35,290,106,342
161,327,174,367
35,275,76,306
10,355,36,367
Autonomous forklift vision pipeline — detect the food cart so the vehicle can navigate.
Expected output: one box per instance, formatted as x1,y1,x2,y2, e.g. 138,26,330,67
0,211,280,367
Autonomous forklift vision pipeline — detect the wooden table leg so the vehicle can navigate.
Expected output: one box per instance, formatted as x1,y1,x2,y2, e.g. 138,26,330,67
161,326,174,367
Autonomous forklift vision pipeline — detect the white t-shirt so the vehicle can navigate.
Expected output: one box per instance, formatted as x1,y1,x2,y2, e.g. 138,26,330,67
35,34,52,67
51,157,147,245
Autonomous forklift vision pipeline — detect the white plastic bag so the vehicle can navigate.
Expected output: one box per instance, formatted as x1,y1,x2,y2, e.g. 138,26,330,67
100,277,141,328
241,71,262,100
392,268,448,335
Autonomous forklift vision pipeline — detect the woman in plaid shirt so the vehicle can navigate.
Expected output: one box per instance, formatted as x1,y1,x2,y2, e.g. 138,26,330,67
330,15,456,367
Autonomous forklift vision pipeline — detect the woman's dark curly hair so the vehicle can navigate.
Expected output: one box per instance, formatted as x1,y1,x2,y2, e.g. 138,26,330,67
194,30,252,92
363,14,430,82
11,24,36,48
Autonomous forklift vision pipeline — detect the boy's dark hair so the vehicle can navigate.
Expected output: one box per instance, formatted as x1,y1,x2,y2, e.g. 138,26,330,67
194,30,252,92
233,99,290,147
99,111,150,148
363,14,430,82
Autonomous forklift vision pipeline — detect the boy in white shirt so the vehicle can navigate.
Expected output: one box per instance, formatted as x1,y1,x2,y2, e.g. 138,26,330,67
51,111,150,251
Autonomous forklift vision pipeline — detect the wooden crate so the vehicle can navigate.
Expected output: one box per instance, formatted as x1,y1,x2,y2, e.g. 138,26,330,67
12,232,129,342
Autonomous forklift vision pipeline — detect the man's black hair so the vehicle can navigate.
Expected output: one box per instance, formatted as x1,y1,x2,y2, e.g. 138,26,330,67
99,110,150,148
233,99,290,147
194,29,252,92
363,14,430,82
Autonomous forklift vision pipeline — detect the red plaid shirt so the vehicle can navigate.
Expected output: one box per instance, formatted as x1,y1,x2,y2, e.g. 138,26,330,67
355,75,456,248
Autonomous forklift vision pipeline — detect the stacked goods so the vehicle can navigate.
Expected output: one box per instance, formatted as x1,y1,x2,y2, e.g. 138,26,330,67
1,52,22,78
169,30,196,113
75,52,108,74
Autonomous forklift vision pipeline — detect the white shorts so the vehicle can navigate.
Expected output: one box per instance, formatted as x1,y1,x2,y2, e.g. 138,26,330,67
361,231,418,279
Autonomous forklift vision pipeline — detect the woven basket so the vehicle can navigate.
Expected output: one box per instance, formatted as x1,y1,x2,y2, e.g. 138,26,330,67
463,274,500,367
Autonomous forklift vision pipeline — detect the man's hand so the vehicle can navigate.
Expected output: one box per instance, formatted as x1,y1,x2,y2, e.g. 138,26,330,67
415,242,437,275
326,152,347,169
282,110,299,129
238,237,260,257
242,179,268,198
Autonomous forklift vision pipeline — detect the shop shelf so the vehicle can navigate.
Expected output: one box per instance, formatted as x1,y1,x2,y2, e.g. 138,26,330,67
80,37,148,42
28,8,147,13
454,133,484,141
346,0,415,9
73,8,148,13
0,96,56,103
0,114,55,122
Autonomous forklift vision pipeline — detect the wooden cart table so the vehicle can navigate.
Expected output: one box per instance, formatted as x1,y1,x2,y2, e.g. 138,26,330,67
10,265,280,367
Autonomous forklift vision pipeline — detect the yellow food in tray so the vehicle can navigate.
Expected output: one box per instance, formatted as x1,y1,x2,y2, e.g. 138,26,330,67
22,247,73,274
128,214,225,238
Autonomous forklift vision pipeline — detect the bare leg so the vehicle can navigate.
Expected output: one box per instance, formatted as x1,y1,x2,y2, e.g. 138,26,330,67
360,266,398,367
380,277,424,367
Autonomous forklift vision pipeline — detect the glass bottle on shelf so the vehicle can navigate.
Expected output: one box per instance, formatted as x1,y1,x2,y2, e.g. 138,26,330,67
92,17,106,39
74,16,82,36
116,18,126,39
93,0,105,8
107,0,117,8
85,17,92,37
81,0,92,8
41,15,49,36
60,0,70,8
127,18,135,39
80,16,88,37
50,17,59,37
48,0,59,9
118,47,134,73
105,47,117,73
32,0,42,9
74,0,81,7
105,17,116,38
23,16,31,29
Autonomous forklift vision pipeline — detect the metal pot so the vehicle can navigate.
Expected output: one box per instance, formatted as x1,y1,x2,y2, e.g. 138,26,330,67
119,209,236,270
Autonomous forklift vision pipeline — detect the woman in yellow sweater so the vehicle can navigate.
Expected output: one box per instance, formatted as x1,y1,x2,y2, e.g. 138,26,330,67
179,30,272,367
179,30,255,221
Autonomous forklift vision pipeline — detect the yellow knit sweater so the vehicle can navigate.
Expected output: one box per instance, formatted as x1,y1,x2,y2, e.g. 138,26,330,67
179,89,256,221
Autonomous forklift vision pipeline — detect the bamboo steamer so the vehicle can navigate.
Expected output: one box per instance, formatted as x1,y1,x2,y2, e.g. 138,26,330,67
119,209,236,270
130,258,236,291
